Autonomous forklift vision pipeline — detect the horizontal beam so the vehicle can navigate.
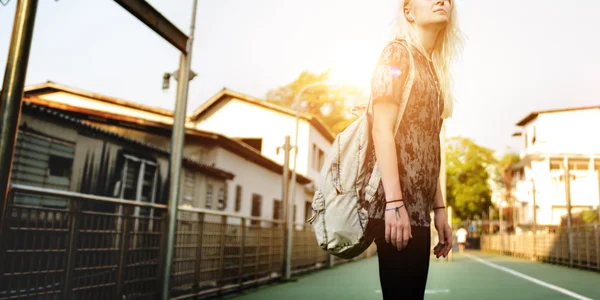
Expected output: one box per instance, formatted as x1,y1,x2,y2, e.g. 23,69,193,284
114,0,188,53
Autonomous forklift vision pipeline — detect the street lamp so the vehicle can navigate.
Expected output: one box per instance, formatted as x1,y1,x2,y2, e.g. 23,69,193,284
285,79,334,280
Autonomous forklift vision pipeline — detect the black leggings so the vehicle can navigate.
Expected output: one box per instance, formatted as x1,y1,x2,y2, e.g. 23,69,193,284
368,218,431,300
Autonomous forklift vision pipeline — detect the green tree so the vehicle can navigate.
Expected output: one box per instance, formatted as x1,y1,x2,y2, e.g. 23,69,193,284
265,70,367,134
446,137,497,221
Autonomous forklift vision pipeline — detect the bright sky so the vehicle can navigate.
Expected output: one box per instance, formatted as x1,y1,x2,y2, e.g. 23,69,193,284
1,0,599,155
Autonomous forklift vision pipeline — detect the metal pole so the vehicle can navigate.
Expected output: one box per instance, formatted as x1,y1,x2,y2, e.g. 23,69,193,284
563,155,573,267
0,0,39,235
447,206,453,262
278,136,291,278
161,1,197,298
287,82,326,279
532,178,537,259
489,206,493,234
595,157,600,226
500,202,504,253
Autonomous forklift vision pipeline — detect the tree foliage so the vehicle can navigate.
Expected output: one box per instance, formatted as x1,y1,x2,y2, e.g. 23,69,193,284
265,70,367,134
446,137,497,221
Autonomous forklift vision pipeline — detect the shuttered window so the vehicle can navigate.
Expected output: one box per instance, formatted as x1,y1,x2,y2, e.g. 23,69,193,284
11,131,75,208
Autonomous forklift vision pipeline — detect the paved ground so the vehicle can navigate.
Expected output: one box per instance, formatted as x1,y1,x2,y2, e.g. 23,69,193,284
222,251,600,300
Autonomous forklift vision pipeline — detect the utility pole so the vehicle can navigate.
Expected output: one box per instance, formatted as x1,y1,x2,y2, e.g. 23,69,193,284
276,136,293,280
532,178,537,259
0,0,39,237
160,1,198,299
563,156,573,267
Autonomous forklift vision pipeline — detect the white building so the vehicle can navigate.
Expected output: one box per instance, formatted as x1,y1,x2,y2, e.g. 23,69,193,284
23,82,315,226
511,106,600,226
187,88,335,224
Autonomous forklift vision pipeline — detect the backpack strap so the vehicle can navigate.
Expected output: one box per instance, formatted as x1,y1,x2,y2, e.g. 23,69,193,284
364,40,416,203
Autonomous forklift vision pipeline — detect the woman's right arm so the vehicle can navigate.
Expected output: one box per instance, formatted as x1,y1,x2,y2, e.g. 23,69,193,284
370,42,412,251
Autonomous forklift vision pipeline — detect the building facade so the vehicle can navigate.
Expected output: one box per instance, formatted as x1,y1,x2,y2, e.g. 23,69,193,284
18,82,312,226
511,106,600,227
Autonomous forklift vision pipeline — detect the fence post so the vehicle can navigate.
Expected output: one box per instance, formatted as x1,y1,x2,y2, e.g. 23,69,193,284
237,217,246,290
563,156,574,267
116,205,133,298
585,226,590,269
194,213,205,290
595,224,599,271
255,221,261,281
217,215,227,290
63,199,81,300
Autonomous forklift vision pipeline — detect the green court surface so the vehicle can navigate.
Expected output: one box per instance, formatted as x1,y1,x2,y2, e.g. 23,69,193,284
223,251,600,300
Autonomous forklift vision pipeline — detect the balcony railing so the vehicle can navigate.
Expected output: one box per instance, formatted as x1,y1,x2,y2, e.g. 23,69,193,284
0,184,376,299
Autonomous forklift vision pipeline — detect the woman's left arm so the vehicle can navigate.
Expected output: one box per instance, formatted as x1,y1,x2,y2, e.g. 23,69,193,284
433,175,453,258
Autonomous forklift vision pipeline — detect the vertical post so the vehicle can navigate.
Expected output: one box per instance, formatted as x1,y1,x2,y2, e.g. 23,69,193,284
595,157,600,226
0,0,39,235
329,254,335,267
116,206,133,298
217,215,226,291
500,202,504,253
563,156,573,267
532,178,537,260
238,217,246,289
489,206,493,251
63,200,81,300
161,1,198,299
193,213,205,290
277,136,292,279
595,224,599,272
447,206,453,262
254,221,261,281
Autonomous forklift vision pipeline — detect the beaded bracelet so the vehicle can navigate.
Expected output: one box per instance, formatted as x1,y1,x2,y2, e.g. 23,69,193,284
385,202,405,211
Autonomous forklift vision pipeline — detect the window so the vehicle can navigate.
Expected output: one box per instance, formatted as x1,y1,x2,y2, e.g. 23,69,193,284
312,143,318,170
235,185,242,212
251,194,262,225
206,184,213,209
550,162,561,170
114,154,158,216
48,155,73,178
273,199,282,220
317,149,325,170
217,187,226,210
182,170,195,206
11,131,75,208
532,126,537,144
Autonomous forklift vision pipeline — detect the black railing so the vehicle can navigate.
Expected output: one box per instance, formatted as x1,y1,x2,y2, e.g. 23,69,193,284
0,184,376,299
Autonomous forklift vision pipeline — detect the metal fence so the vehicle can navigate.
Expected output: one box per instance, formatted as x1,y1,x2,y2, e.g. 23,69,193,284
0,184,376,299
481,224,600,272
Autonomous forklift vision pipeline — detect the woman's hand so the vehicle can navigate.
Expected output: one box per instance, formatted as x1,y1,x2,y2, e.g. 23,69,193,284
433,209,453,258
385,201,412,251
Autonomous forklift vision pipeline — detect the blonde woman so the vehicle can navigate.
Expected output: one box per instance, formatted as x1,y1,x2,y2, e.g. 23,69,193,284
364,0,463,298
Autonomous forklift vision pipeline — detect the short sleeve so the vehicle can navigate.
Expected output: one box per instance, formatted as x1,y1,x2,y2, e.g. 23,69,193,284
370,41,411,106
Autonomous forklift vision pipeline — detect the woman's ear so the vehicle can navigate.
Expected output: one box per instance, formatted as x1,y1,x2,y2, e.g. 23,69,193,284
404,7,413,22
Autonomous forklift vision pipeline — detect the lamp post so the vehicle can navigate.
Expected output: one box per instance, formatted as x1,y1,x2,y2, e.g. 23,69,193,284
285,80,332,279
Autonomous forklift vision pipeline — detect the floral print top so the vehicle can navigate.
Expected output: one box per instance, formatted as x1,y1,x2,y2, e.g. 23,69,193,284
363,39,444,227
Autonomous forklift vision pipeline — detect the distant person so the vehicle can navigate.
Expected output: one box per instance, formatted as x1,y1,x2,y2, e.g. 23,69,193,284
364,0,464,299
456,226,468,254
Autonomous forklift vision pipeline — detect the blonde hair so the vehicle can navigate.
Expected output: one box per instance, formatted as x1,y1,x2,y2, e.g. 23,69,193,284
391,0,464,119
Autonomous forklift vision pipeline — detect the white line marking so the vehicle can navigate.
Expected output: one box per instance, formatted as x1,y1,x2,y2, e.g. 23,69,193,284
466,254,593,300
425,289,450,294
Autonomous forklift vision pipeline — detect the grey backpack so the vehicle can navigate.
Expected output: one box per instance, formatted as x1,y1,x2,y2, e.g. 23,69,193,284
307,40,415,259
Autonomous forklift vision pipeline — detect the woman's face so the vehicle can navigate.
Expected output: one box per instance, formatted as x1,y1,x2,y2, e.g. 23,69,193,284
406,0,452,27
